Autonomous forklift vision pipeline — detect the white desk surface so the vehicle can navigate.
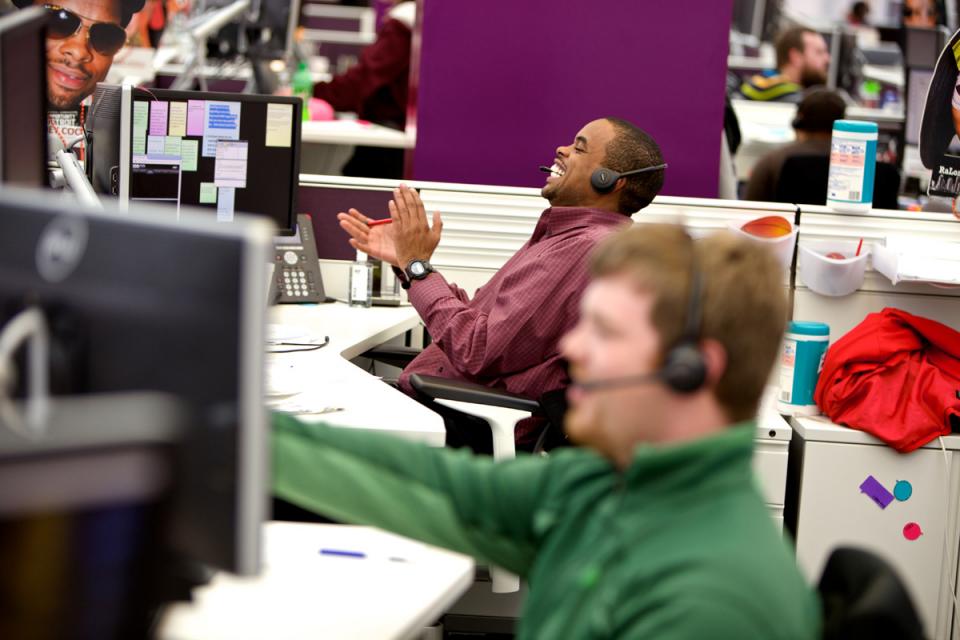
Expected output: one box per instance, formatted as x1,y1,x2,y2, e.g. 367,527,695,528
301,120,415,149
158,522,475,640
267,302,446,446
792,414,960,450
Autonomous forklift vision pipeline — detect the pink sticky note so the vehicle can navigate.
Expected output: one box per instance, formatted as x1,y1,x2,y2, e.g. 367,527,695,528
149,101,168,136
187,100,205,136
903,522,923,541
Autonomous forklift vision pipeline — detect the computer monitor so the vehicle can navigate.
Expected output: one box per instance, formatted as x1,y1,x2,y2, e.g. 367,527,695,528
88,84,301,234
0,186,273,576
0,7,48,188
905,68,934,146
904,26,942,69
0,392,186,638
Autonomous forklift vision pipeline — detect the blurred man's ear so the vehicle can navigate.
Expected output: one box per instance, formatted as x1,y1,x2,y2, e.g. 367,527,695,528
700,338,727,387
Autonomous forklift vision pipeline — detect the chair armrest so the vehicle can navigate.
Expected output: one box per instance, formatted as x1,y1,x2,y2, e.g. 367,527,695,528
409,374,540,412
361,344,422,369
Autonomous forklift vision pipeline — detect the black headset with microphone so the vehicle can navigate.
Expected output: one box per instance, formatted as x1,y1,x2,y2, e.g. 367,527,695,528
573,239,707,394
538,163,668,194
590,163,668,193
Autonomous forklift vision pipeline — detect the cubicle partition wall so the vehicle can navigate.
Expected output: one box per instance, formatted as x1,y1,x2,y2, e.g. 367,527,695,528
298,174,960,635
788,204,960,640
296,174,797,527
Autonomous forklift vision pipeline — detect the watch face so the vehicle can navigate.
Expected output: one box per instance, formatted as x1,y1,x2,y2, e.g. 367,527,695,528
410,262,426,276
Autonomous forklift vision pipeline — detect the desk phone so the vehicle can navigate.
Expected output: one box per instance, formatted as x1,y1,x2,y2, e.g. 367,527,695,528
272,214,327,304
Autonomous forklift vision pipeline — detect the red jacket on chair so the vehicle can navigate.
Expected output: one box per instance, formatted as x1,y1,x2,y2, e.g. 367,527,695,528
814,308,960,452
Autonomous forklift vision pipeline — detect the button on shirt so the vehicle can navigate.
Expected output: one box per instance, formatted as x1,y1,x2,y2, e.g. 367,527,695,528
399,206,630,443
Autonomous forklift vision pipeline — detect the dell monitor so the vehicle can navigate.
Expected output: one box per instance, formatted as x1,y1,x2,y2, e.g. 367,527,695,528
0,7,48,188
0,186,272,577
88,84,301,234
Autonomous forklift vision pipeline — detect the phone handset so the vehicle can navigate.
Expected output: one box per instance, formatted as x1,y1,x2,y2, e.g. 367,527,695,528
271,213,328,304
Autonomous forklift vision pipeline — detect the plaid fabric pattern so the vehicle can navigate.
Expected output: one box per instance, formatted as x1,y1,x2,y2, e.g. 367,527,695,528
399,206,630,443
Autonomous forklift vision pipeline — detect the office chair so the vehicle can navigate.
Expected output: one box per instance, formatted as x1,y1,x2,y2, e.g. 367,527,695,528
409,373,568,595
774,154,831,205
817,547,925,640
774,154,902,209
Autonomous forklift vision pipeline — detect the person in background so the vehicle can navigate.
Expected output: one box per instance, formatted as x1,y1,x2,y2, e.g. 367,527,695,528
308,0,414,178
739,26,830,103
902,0,937,28
272,223,821,639
337,118,665,453
744,89,846,202
847,1,870,26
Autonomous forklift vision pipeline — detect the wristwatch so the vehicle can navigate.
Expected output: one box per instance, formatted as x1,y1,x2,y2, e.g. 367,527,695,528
404,259,434,282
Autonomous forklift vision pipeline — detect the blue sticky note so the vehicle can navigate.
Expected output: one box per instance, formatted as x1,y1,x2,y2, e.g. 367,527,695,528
860,475,894,509
894,480,913,502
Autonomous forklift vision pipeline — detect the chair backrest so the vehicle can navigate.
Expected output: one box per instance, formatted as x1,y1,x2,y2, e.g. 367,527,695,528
775,154,830,205
774,154,902,210
872,162,901,210
817,546,925,640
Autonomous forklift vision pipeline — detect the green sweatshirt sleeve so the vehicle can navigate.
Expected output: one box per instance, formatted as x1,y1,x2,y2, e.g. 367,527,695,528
271,412,549,576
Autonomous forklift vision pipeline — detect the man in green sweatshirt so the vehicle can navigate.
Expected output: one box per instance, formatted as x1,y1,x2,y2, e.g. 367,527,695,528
273,223,821,639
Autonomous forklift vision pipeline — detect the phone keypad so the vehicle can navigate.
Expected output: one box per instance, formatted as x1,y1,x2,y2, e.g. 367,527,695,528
279,269,319,298
274,251,320,300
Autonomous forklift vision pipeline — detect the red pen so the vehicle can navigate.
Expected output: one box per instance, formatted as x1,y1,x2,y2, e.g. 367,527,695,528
367,218,393,227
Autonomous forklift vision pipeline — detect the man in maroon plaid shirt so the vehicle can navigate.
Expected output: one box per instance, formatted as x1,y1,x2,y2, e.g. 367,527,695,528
338,117,666,452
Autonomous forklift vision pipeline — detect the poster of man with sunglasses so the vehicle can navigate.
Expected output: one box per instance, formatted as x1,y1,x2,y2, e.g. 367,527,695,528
11,0,146,154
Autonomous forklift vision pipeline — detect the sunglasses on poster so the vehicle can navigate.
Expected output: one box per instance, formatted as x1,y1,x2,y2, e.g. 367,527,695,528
43,4,127,56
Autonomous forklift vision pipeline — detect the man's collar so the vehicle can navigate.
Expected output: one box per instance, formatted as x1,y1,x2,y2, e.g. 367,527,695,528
531,206,628,242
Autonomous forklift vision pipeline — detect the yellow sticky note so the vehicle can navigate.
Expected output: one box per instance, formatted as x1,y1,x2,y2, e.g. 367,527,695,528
181,139,198,171
199,182,217,204
265,103,294,147
169,101,187,137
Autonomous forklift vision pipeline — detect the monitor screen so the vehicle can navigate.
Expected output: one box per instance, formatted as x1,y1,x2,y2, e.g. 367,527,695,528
904,27,941,69
91,85,301,233
0,187,273,576
906,68,934,146
0,7,48,188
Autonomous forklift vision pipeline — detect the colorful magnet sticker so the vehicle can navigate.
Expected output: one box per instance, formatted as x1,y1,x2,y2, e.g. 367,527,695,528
860,475,894,509
903,522,923,541
893,480,913,502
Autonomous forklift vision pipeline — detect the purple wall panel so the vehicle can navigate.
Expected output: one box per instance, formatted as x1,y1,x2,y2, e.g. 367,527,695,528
298,185,395,260
411,1,732,199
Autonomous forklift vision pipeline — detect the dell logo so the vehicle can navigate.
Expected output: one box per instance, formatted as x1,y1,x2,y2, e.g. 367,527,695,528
36,215,88,283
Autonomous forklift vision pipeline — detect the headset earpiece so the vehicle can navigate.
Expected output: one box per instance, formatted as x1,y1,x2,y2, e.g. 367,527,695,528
590,164,668,194
660,241,707,393
660,342,707,393
590,168,620,193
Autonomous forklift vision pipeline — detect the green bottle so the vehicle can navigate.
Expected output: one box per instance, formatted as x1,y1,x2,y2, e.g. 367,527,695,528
291,62,313,121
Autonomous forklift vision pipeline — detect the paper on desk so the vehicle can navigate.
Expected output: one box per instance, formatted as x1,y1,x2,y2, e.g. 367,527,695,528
873,237,960,286
267,324,313,343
